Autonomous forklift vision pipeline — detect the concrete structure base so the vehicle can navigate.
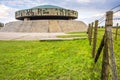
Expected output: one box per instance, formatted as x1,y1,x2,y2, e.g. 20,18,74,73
0,20,87,33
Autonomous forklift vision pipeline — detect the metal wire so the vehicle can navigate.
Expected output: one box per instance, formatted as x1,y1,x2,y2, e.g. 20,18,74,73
113,18,120,20
110,4,120,10
99,20,105,25
114,9,120,14
97,4,120,23
89,4,120,26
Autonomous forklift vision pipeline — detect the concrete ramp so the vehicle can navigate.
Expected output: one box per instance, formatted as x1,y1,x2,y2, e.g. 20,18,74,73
49,20,62,32
59,20,87,32
19,21,32,32
31,20,49,32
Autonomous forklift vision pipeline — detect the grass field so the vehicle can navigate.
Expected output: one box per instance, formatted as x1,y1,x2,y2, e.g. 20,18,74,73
0,28,120,80
57,32,87,38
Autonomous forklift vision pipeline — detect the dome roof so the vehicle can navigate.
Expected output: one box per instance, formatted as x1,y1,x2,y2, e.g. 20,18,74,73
15,5,78,20
31,5,63,9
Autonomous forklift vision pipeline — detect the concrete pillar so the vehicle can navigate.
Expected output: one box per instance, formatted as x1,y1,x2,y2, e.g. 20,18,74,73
69,18,73,20
24,18,30,21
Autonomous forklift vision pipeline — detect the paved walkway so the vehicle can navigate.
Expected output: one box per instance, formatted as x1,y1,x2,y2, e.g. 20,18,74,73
0,32,68,40
0,32,87,41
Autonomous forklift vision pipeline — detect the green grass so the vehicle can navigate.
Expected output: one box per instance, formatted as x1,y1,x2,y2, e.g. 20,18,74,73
67,32,87,35
57,34,87,38
0,29,120,80
0,40,96,80
57,32,87,38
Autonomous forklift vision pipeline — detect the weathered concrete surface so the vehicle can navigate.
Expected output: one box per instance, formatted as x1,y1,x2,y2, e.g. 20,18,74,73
15,5,78,20
0,32,87,40
0,32,66,40
0,20,87,32
49,20,62,32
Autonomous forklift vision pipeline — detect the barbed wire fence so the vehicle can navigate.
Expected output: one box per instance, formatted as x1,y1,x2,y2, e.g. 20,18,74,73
87,4,120,80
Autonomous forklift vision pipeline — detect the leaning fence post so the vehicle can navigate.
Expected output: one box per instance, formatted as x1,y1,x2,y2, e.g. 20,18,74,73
115,23,119,40
92,20,98,58
94,35,104,63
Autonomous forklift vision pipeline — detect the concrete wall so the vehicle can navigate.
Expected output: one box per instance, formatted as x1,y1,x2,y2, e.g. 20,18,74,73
0,20,88,32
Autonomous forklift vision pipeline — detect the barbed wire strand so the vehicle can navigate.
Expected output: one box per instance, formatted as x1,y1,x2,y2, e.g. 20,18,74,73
110,4,120,10
114,9,120,14
98,19,105,25
96,4,120,22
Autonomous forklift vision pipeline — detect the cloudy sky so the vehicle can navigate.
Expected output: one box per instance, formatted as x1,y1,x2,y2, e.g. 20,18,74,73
0,0,120,25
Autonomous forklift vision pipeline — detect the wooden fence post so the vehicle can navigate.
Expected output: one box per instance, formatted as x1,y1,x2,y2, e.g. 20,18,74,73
92,20,98,58
115,23,119,40
101,33,109,80
101,11,111,80
101,11,118,80
89,22,94,45
88,24,91,44
107,12,118,80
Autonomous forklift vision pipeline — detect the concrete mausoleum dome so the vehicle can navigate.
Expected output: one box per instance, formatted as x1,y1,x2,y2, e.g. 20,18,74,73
15,5,78,20
0,5,88,33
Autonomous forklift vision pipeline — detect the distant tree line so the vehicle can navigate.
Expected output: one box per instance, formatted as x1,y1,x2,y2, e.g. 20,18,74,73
0,22,4,27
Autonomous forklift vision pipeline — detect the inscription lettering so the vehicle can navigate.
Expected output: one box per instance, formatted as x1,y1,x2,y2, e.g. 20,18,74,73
16,9,77,18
